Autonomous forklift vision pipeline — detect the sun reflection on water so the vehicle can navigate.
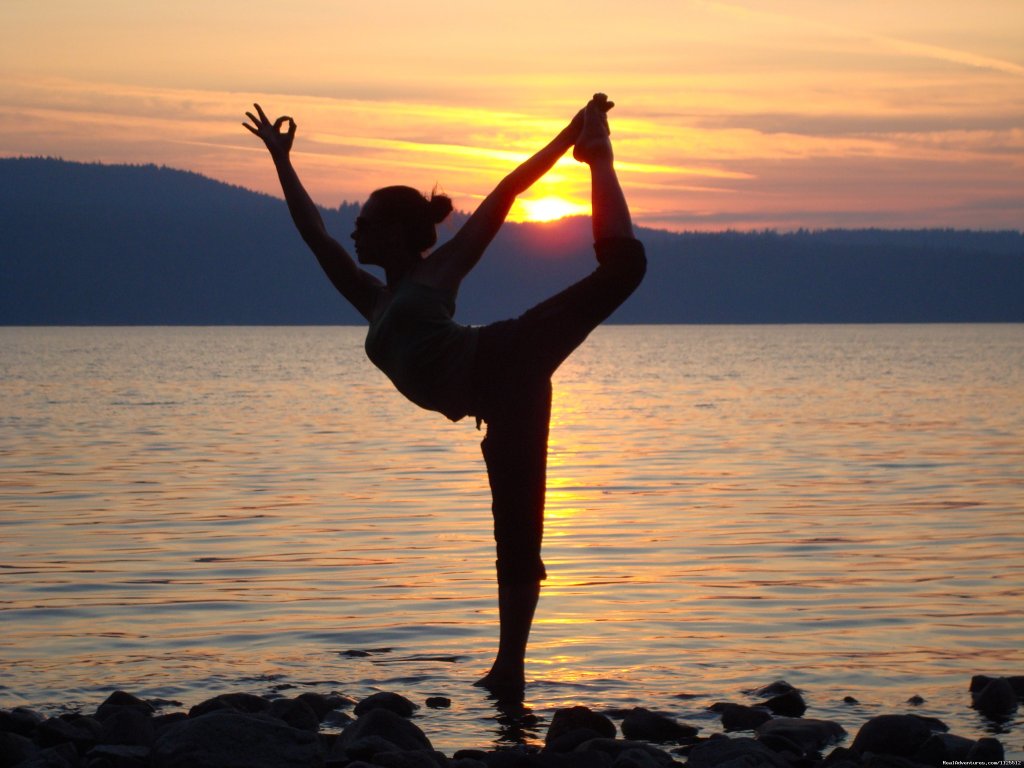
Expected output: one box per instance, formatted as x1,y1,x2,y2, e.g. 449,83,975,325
1,325,1022,756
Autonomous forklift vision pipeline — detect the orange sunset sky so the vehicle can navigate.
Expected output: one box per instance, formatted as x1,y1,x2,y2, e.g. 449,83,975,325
1,0,1022,232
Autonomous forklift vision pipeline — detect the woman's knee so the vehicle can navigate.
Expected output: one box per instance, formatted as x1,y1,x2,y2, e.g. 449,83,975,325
595,237,646,293
495,555,547,584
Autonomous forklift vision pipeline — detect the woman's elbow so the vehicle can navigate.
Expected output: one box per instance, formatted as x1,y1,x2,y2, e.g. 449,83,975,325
495,174,527,201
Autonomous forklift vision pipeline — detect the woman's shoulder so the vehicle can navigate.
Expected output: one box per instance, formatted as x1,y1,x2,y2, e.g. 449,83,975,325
407,251,463,295
410,239,471,294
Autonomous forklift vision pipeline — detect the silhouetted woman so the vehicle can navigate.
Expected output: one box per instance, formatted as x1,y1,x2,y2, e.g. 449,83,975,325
244,94,645,696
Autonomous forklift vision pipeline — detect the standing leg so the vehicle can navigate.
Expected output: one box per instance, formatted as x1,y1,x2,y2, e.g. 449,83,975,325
479,580,540,699
474,378,551,698
472,95,645,697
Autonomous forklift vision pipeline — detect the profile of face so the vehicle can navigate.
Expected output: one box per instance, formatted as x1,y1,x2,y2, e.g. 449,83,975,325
351,197,402,267
352,186,447,272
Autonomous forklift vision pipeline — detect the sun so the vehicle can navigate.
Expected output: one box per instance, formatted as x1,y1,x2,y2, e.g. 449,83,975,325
517,195,590,223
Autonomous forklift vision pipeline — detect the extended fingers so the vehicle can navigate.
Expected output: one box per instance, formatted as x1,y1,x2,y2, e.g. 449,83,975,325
591,93,614,112
243,104,296,140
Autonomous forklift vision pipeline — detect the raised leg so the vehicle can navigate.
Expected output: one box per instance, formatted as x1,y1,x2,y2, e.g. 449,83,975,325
575,93,634,241
493,93,644,376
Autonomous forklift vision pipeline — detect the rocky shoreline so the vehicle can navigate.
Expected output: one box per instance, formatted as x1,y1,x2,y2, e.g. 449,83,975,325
1,675,1020,768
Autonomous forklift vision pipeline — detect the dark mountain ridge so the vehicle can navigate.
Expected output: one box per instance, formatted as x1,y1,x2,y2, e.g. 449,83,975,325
2,157,1021,324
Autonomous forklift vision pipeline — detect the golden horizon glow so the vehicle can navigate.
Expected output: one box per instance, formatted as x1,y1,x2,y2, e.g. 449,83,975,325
516,195,591,223
1,1,1022,231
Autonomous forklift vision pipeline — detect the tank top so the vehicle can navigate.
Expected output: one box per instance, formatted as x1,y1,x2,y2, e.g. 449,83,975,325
364,279,479,422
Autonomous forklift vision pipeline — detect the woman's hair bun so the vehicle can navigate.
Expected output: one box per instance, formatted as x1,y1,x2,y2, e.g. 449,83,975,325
428,192,453,224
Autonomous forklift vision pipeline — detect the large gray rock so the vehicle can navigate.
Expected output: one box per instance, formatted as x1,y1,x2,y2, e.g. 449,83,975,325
188,692,271,718
371,749,448,768
152,711,323,768
98,706,156,747
971,677,1018,717
748,681,798,698
546,706,616,746
332,708,433,757
36,714,102,750
339,735,406,762
545,727,609,754
12,742,78,768
711,703,773,731
267,697,321,731
468,745,539,766
967,737,1004,762
95,691,156,721
756,717,846,753
535,751,614,767
850,714,947,758
0,707,44,737
574,738,675,767
913,733,977,766
760,690,807,717
0,731,36,767
450,759,489,768
85,744,152,768
295,692,352,720
687,736,791,768
353,692,419,718
969,674,1024,697
619,707,698,743
609,747,670,768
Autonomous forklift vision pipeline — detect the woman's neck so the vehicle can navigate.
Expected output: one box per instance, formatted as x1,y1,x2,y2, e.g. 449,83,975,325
385,264,415,287
384,251,421,287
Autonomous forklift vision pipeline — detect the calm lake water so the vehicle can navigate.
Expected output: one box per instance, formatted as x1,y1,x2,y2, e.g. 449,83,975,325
2,325,1022,757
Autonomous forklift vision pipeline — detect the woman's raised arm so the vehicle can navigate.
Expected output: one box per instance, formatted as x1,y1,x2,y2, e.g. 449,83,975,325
423,104,596,291
243,104,383,320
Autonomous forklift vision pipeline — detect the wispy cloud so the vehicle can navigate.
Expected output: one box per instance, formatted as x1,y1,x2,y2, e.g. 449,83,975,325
2,0,1022,240
696,0,1024,77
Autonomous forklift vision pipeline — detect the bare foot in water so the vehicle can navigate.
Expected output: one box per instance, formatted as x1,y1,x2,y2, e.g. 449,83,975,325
474,670,526,701
573,93,614,164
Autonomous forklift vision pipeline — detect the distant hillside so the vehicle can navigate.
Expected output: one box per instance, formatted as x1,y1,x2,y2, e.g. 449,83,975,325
2,157,1022,324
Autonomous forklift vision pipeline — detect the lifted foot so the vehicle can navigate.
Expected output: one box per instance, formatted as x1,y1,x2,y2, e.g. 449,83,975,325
573,93,614,164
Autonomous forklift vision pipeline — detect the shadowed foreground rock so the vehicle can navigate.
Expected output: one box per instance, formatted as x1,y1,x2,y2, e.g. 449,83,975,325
620,708,699,744
0,677,1017,768
544,705,617,751
154,711,323,768
849,714,948,758
687,735,791,768
755,717,846,755
970,675,1019,718
709,703,773,732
